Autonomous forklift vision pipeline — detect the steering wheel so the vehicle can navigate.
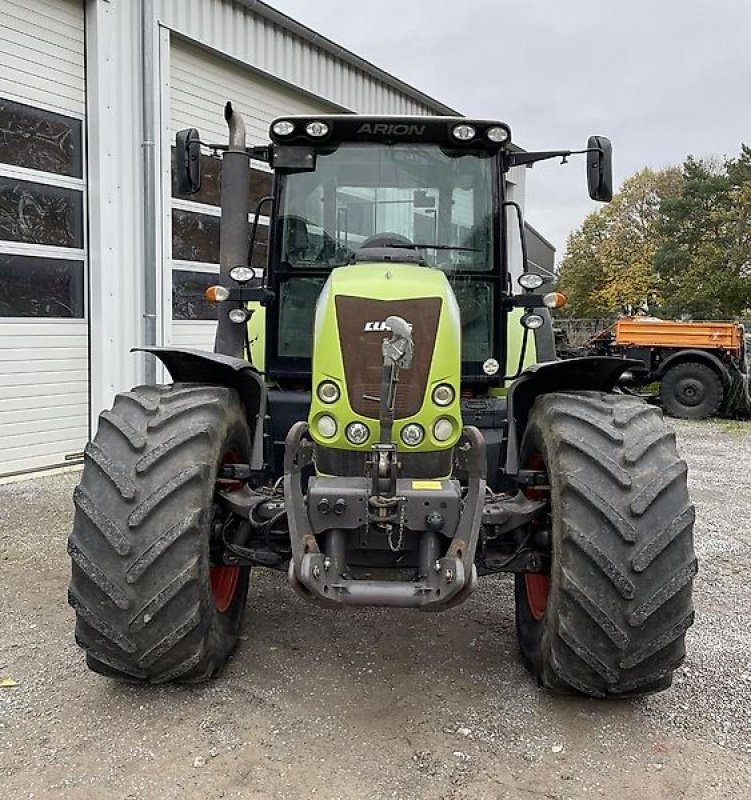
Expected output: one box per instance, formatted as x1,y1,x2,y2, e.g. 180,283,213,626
360,232,414,249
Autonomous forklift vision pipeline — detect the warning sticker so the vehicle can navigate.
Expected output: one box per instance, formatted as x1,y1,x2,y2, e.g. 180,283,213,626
411,480,442,490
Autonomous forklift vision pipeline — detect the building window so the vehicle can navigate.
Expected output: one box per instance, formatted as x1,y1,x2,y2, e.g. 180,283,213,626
0,177,84,248
0,255,84,318
0,97,86,321
0,98,83,178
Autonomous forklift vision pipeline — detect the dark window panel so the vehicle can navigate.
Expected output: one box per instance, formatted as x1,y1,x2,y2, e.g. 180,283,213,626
172,209,220,262
172,270,218,321
0,98,83,178
170,146,273,209
0,254,84,318
0,177,83,248
172,208,269,268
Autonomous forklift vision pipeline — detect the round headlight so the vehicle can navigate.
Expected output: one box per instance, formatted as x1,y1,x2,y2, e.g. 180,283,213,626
433,418,454,442
521,313,545,330
483,358,500,376
486,126,510,144
400,423,425,447
452,124,476,142
228,308,250,324
229,266,256,283
432,384,455,407
345,422,370,445
272,120,295,136
316,414,337,439
518,273,544,290
317,381,340,403
305,121,329,138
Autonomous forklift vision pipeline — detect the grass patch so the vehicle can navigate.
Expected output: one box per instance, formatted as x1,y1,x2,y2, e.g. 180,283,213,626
719,419,751,434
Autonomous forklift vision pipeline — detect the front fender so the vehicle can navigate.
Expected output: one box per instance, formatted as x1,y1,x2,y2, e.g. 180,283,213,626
505,356,640,476
136,347,267,471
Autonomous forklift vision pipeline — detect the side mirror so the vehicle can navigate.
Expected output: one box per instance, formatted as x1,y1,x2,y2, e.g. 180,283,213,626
176,128,201,194
586,135,613,202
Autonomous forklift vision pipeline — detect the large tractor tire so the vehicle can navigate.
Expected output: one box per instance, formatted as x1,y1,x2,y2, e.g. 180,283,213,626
514,391,697,697
660,361,724,419
68,383,252,683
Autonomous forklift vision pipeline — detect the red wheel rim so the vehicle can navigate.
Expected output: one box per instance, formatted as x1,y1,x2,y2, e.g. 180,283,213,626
210,450,242,613
524,574,551,621
210,566,240,613
523,453,551,620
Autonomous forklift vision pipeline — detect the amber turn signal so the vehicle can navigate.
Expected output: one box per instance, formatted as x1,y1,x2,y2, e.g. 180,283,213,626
543,292,567,309
205,285,230,303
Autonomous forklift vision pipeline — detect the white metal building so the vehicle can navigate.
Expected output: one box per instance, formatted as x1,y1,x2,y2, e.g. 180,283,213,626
0,0,535,477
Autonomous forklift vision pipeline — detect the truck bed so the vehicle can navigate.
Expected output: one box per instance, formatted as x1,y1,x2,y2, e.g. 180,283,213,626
613,318,743,354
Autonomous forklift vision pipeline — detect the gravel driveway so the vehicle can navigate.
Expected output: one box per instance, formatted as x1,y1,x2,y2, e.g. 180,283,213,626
1,419,749,799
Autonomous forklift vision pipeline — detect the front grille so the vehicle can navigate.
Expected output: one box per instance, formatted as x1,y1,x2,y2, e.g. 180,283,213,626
335,295,442,420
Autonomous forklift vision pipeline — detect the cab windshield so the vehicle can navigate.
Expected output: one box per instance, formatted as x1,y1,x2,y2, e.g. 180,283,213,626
278,143,496,273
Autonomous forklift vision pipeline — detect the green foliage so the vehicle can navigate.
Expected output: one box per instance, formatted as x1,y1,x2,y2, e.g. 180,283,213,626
558,145,751,319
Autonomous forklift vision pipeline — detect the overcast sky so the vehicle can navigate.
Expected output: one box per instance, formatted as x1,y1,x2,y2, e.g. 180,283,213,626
268,0,751,263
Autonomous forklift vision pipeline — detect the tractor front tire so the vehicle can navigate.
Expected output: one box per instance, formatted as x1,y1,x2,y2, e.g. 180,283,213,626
660,361,724,419
514,391,697,697
68,383,252,683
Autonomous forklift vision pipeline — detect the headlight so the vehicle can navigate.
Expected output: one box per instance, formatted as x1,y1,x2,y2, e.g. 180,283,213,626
316,414,337,438
432,384,455,407
228,308,250,324
345,422,370,445
305,121,329,137
433,418,454,442
229,266,255,283
518,273,544,290
317,381,340,403
486,125,510,143
452,124,476,141
272,120,295,136
400,423,425,446
521,313,545,330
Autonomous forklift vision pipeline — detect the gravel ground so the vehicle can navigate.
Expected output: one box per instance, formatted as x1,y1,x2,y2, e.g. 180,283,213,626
1,419,750,799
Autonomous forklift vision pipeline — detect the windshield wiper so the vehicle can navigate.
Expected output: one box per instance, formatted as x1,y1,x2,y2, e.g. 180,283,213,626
379,243,480,252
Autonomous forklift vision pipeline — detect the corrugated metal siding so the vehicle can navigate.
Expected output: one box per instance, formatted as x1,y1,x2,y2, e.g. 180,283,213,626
0,0,85,115
159,0,446,115
171,38,335,144
172,320,217,351
0,322,88,474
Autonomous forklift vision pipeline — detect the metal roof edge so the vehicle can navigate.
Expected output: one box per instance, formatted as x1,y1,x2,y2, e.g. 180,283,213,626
239,1,461,116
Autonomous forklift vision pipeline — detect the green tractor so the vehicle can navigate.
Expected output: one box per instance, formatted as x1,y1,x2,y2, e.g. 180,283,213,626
68,106,696,695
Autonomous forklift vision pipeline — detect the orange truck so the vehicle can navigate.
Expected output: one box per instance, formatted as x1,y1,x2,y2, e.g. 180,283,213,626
589,317,749,418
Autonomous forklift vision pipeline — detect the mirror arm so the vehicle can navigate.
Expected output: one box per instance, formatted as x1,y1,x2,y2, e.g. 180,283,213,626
508,147,603,168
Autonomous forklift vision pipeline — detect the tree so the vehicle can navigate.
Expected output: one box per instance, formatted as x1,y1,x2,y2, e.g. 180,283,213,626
556,167,682,317
655,148,751,318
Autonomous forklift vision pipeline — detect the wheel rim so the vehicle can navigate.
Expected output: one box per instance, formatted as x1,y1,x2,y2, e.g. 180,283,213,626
210,450,242,613
676,378,704,406
523,453,551,621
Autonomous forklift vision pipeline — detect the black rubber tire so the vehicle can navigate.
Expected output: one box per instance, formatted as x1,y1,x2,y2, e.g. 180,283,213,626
660,361,724,419
68,383,252,684
514,391,697,698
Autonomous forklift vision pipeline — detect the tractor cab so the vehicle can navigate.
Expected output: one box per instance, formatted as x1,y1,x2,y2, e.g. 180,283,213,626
264,116,510,387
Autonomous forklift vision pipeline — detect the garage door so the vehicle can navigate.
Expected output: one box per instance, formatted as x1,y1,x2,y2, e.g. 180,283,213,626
168,39,335,351
0,0,88,476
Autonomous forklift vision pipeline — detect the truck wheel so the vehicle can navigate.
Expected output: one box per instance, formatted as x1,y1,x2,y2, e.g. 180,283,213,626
514,391,697,697
660,361,723,419
68,383,252,683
